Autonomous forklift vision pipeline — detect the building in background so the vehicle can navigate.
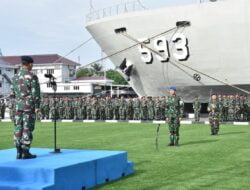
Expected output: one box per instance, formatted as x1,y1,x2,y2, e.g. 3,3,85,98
1,54,136,97
0,58,17,97
2,54,80,84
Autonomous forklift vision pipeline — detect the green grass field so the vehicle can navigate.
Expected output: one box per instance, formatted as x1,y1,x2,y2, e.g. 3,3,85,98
1,122,250,190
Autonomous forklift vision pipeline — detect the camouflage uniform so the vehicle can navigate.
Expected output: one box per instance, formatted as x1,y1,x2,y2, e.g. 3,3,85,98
228,96,235,121
222,95,229,121
243,96,249,121
140,97,148,120
218,95,224,122
72,98,79,120
193,97,201,122
165,94,184,146
105,97,113,120
0,100,2,119
154,97,161,120
39,98,44,119
86,97,92,120
160,97,166,120
126,98,134,120
112,98,120,120
43,98,50,119
119,97,127,120
147,97,154,120
133,98,141,120
11,67,40,152
99,98,106,120
91,97,98,120
49,98,55,119
77,97,83,120
208,99,220,135
58,98,64,120
234,95,241,121
247,97,250,121
9,99,16,121
36,108,42,120
0,100,6,119
81,97,87,120
64,98,72,119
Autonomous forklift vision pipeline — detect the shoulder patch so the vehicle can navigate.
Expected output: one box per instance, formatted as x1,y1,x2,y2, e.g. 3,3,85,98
24,75,32,80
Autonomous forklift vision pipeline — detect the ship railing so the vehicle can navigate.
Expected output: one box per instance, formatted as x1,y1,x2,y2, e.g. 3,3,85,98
86,0,146,23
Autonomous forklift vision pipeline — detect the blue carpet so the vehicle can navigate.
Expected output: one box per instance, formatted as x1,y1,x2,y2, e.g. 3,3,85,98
0,148,134,190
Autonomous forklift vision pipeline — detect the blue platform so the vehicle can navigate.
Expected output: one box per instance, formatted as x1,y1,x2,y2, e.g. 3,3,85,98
0,148,134,190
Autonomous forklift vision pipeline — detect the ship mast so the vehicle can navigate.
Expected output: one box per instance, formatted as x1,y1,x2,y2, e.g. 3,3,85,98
89,0,94,12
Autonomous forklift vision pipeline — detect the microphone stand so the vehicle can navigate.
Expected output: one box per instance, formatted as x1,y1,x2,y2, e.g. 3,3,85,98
46,75,61,154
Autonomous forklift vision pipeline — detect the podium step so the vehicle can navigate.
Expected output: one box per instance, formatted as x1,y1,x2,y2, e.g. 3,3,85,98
0,148,134,190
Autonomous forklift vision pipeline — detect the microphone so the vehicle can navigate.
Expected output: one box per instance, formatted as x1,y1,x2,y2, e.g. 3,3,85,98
44,74,55,79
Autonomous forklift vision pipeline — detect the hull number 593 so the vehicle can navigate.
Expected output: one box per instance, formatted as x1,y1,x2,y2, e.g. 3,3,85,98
138,33,190,64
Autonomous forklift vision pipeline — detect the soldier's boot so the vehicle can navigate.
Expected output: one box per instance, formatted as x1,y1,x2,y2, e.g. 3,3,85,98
212,126,217,135
16,146,23,159
216,129,219,135
216,125,220,135
175,136,179,146
22,149,37,159
168,135,174,146
211,127,215,135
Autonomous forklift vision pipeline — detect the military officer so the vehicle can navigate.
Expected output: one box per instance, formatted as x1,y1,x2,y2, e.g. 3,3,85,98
11,56,40,159
193,96,201,122
207,94,220,135
165,86,184,146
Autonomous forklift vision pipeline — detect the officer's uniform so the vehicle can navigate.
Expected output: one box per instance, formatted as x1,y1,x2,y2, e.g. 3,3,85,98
11,56,40,159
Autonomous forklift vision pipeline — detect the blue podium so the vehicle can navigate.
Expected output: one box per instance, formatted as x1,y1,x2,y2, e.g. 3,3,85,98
0,148,134,190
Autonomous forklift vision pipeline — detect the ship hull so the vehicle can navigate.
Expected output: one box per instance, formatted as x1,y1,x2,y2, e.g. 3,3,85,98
86,0,250,102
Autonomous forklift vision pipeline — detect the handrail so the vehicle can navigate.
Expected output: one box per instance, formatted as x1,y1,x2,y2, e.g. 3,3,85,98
86,1,146,23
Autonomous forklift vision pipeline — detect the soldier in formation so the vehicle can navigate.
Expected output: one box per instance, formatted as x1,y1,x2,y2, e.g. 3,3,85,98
32,95,186,121
216,94,249,122
0,99,6,119
207,94,220,135
193,96,201,122
12,93,247,122
165,86,184,146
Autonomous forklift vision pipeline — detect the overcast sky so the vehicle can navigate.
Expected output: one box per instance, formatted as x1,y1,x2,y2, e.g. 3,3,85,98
0,0,198,68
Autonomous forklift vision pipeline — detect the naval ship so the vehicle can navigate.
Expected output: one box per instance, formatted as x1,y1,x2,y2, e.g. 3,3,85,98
86,0,250,102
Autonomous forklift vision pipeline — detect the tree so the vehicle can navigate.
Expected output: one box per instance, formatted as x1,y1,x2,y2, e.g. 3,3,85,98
106,69,128,85
76,68,93,78
90,63,103,76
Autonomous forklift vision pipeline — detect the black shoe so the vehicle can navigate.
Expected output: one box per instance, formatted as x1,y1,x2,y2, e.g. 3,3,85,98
16,146,23,160
168,143,174,146
22,150,37,159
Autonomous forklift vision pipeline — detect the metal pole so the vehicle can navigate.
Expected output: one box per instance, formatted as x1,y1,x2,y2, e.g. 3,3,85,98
51,79,61,154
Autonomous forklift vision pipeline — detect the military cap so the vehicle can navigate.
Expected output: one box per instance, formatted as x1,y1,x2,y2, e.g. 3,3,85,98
21,56,34,64
169,86,177,91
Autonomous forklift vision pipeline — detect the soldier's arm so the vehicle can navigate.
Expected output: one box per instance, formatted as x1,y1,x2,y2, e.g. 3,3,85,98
179,97,184,118
31,75,41,109
207,104,211,112
10,76,16,99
